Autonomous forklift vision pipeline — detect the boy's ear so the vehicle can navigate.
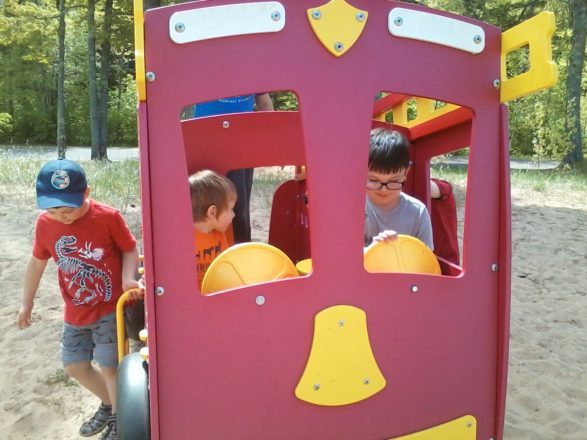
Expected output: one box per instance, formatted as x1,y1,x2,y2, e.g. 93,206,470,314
206,205,217,219
83,187,91,199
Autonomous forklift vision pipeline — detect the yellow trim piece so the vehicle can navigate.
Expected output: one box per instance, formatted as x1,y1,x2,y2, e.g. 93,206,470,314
500,11,558,102
134,0,146,102
307,0,368,57
388,415,477,440
392,98,460,128
295,305,386,406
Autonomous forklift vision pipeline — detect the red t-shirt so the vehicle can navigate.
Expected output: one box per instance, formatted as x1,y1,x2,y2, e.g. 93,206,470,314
430,179,460,265
33,200,137,326
195,229,229,290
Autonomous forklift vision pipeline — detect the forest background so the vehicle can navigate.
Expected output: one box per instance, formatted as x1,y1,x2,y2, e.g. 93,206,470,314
0,0,585,166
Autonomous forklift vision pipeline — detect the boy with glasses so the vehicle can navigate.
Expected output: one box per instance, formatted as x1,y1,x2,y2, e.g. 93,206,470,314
365,128,433,248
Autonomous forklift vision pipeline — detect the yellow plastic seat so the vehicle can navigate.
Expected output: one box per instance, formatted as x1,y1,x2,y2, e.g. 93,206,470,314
201,242,299,294
364,235,441,275
295,258,313,275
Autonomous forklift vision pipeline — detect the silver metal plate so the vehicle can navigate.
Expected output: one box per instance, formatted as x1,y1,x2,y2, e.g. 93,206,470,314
170,2,285,44
388,8,485,54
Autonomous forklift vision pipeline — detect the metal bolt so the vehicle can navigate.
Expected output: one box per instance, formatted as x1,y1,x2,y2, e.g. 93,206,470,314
473,34,483,44
356,12,366,22
410,285,419,293
174,22,185,33
493,79,501,89
146,72,156,82
270,11,281,21
466,422,473,428
334,42,344,52
222,120,230,129
255,295,265,306
491,263,498,272
363,378,370,385
394,16,403,26
311,9,321,20
338,320,345,327
313,383,320,390
156,286,165,296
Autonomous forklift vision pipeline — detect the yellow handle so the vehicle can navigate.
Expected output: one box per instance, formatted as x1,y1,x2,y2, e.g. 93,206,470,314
500,11,558,102
116,288,142,362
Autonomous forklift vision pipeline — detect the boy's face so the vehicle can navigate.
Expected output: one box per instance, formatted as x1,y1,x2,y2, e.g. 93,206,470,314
45,189,90,224
366,168,408,209
214,196,237,232
46,204,87,224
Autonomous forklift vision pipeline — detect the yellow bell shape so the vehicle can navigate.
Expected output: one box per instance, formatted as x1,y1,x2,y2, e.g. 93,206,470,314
307,0,368,57
295,305,386,406
387,415,477,440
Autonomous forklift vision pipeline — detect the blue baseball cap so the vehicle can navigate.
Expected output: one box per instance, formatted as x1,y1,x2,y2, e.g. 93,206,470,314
36,159,88,209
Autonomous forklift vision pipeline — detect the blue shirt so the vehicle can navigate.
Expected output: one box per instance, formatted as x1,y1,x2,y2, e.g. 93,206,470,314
194,95,255,117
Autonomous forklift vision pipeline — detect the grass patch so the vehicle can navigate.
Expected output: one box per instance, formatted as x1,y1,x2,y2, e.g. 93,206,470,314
0,149,142,236
43,369,78,388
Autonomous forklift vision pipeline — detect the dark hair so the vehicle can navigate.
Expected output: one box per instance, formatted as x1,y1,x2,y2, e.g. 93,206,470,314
188,170,236,221
368,128,411,174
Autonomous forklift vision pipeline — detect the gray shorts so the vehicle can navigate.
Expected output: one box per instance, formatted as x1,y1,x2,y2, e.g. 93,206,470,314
61,312,118,368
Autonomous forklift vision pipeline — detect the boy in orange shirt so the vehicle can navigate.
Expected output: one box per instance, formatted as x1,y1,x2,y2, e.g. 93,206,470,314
189,170,237,290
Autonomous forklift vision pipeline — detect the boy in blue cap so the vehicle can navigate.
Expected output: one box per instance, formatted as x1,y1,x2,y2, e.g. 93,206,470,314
16,159,141,440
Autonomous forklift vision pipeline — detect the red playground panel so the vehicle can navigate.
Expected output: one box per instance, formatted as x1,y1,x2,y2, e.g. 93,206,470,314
117,1,557,439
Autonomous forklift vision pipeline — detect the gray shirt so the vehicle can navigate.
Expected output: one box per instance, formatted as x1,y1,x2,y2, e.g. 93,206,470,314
364,192,433,249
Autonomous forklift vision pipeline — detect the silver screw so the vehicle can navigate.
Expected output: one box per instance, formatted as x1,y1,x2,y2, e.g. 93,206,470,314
174,22,185,33
156,286,165,296
363,378,370,385
255,295,265,306
334,42,344,52
394,16,403,26
145,72,156,82
491,263,498,272
466,421,473,428
410,285,419,293
222,121,230,129
313,383,320,390
493,79,501,88
311,10,321,20
338,320,345,327
270,11,281,21
473,34,483,44
356,12,366,22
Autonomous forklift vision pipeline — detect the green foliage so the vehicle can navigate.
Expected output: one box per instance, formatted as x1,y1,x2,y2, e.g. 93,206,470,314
270,91,299,111
0,0,136,146
0,113,13,141
108,75,138,146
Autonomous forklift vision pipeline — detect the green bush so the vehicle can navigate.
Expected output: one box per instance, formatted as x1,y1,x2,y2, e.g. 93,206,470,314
0,113,13,141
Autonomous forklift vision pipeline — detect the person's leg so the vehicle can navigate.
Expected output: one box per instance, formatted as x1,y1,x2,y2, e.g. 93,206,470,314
93,312,120,440
227,168,254,243
65,361,111,403
62,323,112,436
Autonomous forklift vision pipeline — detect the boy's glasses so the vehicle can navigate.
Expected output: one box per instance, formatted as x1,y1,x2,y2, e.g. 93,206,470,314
366,179,405,190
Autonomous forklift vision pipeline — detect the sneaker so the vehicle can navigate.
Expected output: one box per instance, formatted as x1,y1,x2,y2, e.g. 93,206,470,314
100,414,117,440
79,402,112,437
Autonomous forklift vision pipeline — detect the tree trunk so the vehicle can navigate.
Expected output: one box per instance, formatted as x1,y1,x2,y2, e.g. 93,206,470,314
563,0,587,165
98,0,113,156
87,0,105,160
56,0,67,159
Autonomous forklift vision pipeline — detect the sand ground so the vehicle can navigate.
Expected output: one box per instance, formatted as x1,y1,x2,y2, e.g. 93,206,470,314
0,177,585,439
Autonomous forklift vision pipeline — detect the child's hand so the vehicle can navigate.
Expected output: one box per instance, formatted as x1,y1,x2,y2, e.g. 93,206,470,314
372,230,398,243
123,279,144,301
16,304,33,329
